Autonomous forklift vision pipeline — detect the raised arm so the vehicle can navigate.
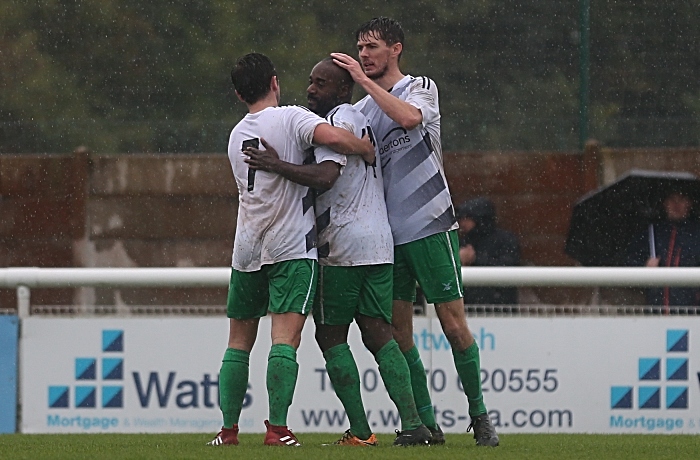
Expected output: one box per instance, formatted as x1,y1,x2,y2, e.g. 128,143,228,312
331,52,423,131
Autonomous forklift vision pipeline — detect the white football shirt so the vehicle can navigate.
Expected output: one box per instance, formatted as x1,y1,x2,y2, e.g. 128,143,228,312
313,103,393,266
354,75,458,246
228,105,325,271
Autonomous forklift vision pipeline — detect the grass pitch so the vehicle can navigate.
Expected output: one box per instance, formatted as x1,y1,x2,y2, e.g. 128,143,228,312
1,433,699,459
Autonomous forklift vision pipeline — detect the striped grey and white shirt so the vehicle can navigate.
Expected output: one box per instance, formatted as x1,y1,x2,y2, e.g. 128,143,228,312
354,75,457,245
313,103,393,266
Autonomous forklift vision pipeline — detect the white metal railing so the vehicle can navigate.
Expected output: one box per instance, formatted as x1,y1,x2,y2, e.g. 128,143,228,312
2,266,700,317
0,267,229,288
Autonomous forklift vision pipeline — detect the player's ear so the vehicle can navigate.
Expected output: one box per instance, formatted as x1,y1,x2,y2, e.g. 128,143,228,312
234,90,246,103
270,75,279,93
391,42,403,59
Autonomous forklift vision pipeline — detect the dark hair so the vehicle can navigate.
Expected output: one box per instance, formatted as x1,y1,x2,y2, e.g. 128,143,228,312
230,53,277,105
355,17,405,56
319,57,355,93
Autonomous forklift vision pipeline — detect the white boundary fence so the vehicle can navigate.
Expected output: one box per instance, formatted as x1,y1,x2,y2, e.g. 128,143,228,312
2,266,700,316
4,266,700,435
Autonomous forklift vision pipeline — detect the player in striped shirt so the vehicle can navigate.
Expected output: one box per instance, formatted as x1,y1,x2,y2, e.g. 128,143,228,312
332,17,500,447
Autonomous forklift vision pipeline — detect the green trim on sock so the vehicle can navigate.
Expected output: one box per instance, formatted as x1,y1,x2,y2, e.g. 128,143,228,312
375,340,396,362
376,340,422,431
219,348,250,428
267,344,298,426
324,343,372,439
453,341,487,417
269,343,297,360
402,345,437,430
323,342,350,361
223,347,250,365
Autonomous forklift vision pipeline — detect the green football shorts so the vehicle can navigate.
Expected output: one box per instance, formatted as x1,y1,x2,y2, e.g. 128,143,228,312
313,264,393,326
226,259,318,319
393,230,464,304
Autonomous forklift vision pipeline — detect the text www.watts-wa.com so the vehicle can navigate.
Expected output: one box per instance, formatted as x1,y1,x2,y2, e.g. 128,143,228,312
300,407,573,430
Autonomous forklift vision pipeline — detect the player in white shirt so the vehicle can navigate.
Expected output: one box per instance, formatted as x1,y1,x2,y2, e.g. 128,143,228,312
332,17,500,447
208,52,374,448
244,57,431,447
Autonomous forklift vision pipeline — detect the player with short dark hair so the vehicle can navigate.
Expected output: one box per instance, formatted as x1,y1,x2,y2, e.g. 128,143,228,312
353,17,405,61
332,17,500,447
230,52,278,104
208,52,374,448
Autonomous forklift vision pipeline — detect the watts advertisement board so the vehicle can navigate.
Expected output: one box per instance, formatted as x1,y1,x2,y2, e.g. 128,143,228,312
20,317,700,434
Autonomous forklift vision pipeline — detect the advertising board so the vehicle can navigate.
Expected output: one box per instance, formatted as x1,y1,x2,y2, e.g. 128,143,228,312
20,317,700,434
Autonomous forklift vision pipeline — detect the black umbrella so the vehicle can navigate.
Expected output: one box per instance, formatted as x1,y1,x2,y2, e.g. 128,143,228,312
565,169,700,266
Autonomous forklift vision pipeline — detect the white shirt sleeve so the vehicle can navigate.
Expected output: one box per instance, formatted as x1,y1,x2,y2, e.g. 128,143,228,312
405,77,440,129
313,103,367,170
286,105,327,150
314,146,347,170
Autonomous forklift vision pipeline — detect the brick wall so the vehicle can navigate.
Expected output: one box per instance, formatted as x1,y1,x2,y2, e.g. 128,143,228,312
2,142,699,309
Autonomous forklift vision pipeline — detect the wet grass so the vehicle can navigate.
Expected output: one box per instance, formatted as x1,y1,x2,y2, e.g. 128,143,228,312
1,432,699,459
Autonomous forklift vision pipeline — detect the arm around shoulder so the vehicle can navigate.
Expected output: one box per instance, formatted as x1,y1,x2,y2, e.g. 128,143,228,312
244,137,341,190
312,123,375,163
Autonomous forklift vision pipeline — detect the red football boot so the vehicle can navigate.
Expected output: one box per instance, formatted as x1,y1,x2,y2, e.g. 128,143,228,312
263,420,301,446
207,425,239,446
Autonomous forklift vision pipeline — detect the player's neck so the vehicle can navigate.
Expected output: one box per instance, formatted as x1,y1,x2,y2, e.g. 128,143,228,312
247,92,278,114
372,66,405,92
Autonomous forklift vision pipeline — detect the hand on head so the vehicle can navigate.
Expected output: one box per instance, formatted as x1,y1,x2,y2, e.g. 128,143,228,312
330,53,366,83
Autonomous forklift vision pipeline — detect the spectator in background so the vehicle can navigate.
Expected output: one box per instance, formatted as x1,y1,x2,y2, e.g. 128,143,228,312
627,191,700,309
457,197,521,305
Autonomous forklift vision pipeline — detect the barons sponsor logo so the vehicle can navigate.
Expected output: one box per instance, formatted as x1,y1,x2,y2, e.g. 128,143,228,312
610,329,689,410
48,330,124,409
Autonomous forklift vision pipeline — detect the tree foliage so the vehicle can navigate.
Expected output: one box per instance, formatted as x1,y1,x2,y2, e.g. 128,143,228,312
1,0,699,153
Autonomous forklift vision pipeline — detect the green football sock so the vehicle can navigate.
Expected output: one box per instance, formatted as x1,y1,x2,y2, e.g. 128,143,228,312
267,343,299,426
453,341,487,417
376,340,422,431
219,348,250,428
323,343,372,439
402,345,438,430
